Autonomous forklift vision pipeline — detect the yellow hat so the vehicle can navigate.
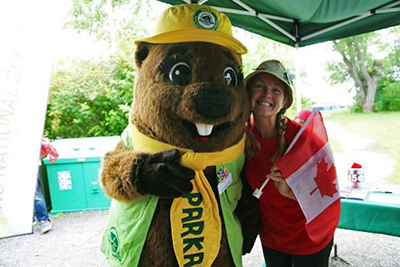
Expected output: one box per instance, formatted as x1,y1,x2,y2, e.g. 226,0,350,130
135,4,248,55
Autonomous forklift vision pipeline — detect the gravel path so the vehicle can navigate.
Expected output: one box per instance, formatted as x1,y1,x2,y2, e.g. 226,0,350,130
324,120,395,186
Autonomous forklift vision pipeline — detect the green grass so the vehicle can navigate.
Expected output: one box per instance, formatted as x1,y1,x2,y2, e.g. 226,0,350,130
328,137,343,153
324,110,400,184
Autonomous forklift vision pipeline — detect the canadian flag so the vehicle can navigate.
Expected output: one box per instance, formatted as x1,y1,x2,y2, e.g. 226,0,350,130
276,110,341,243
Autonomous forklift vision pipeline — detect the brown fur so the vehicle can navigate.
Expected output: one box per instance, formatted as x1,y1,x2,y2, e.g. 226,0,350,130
101,42,259,266
132,43,248,152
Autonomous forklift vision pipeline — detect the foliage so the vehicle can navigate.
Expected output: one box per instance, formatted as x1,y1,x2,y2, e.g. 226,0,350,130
45,54,134,139
65,0,159,54
45,0,164,139
327,32,385,112
374,78,400,111
383,26,400,83
373,26,400,112
300,96,314,110
327,26,400,113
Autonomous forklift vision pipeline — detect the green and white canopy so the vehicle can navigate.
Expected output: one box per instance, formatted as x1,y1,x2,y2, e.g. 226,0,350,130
157,0,400,47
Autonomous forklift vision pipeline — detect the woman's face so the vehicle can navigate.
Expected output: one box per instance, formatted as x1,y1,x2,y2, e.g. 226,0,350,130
249,73,286,119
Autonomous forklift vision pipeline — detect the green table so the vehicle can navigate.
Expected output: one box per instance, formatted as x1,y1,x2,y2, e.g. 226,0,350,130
338,188,400,237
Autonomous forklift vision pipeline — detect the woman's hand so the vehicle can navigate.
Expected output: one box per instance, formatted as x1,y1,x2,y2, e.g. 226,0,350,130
267,165,297,200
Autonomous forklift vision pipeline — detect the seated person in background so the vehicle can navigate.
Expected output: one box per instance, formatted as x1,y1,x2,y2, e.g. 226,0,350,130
294,109,312,124
35,136,59,233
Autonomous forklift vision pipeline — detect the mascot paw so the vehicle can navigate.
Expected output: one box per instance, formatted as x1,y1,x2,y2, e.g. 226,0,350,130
134,149,195,198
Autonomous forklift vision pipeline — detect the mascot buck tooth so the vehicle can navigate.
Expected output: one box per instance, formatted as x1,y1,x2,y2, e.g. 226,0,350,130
100,4,260,267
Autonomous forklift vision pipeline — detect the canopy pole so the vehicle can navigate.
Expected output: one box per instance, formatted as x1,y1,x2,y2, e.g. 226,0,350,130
295,44,301,113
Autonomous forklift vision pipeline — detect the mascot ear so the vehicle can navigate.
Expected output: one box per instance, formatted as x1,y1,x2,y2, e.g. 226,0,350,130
135,42,150,68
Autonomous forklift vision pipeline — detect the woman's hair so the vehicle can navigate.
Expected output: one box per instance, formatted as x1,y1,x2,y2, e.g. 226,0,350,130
271,108,287,162
245,116,260,159
245,83,290,162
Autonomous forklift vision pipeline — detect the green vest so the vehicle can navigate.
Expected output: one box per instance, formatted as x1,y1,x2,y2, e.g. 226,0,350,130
101,132,245,267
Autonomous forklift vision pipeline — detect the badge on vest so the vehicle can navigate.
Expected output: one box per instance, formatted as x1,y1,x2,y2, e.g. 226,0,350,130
109,226,122,262
217,166,232,194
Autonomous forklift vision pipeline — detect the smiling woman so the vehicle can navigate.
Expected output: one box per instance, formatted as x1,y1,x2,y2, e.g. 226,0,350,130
243,59,338,267
248,73,286,123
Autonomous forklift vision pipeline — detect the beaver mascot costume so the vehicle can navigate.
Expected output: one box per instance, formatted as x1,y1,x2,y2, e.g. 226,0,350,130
100,4,260,267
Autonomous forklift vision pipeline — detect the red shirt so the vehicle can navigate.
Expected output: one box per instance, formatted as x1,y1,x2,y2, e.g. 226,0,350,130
245,118,334,255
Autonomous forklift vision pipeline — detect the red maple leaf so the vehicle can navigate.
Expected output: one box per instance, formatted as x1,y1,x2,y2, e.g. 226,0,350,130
309,158,337,197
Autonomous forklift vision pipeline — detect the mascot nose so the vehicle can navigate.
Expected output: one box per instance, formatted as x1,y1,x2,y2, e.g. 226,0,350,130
196,87,232,118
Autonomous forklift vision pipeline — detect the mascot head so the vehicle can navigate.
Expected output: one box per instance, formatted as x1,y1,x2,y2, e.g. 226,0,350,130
131,4,250,152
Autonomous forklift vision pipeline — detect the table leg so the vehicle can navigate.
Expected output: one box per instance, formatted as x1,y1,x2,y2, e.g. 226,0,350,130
331,243,352,266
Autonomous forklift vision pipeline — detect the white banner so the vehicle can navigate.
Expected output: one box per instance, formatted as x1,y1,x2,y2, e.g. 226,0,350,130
0,0,55,238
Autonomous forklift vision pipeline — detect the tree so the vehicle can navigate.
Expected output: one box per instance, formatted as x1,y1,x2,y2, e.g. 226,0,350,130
327,32,386,113
45,54,134,139
45,0,165,138
386,26,400,81
65,0,163,56
374,27,400,111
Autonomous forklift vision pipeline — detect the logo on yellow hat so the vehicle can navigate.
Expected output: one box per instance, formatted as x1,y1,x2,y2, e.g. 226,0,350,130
194,8,218,30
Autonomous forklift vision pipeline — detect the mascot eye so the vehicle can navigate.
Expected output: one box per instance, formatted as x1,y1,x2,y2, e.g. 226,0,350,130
224,66,239,86
169,62,191,85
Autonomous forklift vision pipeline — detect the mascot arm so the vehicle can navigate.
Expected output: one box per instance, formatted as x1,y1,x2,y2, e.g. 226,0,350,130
235,170,262,255
101,141,195,201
